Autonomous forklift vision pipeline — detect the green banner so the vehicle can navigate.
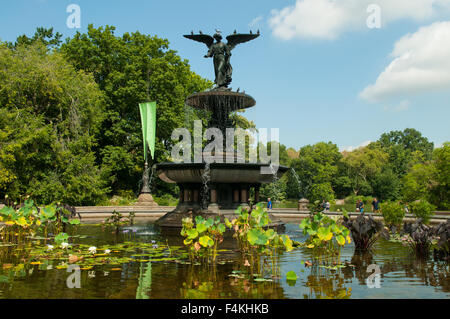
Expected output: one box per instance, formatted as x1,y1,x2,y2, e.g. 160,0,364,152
139,102,157,161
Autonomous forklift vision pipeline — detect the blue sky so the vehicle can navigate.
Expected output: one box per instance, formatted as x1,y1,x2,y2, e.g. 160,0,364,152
1,0,449,151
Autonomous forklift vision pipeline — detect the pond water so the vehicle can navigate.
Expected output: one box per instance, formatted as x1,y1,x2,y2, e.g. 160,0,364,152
0,222,448,299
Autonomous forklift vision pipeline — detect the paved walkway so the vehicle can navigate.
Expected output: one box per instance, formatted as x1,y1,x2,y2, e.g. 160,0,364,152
1,204,448,224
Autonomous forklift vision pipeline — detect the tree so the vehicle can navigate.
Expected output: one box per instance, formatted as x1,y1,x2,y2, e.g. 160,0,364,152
401,143,450,210
378,128,434,176
401,162,436,204
291,142,342,201
431,143,450,209
341,145,388,196
8,27,63,49
0,42,107,205
61,25,212,196
371,168,401,201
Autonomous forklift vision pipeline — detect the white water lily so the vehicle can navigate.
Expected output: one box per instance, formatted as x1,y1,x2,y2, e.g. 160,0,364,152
88,246,97,254
61,242,69,249
104,249,111,254
47,245,54,251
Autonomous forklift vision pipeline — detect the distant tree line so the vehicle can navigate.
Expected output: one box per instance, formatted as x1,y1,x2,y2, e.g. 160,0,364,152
0,27,448,210
261,130,449,211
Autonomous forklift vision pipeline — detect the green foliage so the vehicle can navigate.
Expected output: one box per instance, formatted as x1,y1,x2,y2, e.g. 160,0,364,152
259,176,287,202
401,142,450,210
103,211,134,233
308,182,335,203
61,24,212,197
181,216,226,264
0,199,81,244
409,200,435,225
228,204,294,277
291,142,342,201
286,271,298,282
341,145,388,196
380,201,405,228
299,212,351,264
0,42,107,205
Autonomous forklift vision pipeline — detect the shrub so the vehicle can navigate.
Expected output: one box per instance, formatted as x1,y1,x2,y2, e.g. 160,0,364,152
381,201,405,230
409,200,435,225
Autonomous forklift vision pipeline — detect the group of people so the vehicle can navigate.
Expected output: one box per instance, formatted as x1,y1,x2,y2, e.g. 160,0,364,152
356,197,380,213
266,196,410,215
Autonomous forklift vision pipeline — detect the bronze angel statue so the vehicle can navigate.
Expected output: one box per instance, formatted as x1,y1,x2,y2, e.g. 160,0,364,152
184,29,260,90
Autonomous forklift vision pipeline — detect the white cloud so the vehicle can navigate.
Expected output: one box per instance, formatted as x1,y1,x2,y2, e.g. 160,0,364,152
249,16,263,28
360,21,450,102
341,140,372,152
383,100,411,112
269,0,450,40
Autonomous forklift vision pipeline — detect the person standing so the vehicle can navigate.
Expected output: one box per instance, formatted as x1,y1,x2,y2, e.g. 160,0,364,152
325,200,331,213
267,197,272,210
356,199,360,212
359,200,365,213
372,198,380,213
322,200,326,213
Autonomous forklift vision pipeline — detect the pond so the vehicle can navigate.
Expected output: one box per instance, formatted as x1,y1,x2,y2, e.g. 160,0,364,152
0,222,448,299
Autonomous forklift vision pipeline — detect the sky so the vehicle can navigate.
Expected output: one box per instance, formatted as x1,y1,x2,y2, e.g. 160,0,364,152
0,0,449,151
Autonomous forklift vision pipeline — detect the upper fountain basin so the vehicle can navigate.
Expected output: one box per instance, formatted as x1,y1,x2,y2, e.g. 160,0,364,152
185,91,256,112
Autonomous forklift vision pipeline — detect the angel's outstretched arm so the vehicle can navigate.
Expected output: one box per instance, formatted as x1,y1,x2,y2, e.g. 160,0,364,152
205,47,213,58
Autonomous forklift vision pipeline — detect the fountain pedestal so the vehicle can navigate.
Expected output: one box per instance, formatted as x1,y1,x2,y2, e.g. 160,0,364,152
155,91,288,228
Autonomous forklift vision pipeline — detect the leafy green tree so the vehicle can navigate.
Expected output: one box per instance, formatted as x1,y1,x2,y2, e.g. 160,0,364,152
291,142,342,200
378,128,434,176
431,143,450,209
60,25,212,196
402,162,436,204
371,168,402,201
341,145,388,195
0,42,107,205
7,27,63,49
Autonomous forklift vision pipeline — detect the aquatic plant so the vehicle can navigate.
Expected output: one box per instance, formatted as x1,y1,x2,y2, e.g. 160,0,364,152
226,204,294,278
103,211,134,234
380,201,405,232
432,220,449,261
181,216,226,264
342,212,389,251
0,200,80,244
299,211,351,265
399,219,436,258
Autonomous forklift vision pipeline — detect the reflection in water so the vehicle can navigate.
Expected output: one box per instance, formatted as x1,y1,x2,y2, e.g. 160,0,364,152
304,267,352,299
0,223,448,299
136,262,152,299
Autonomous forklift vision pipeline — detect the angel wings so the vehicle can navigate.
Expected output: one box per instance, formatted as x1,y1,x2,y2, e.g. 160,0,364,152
184,30,260,89
183,31,260,50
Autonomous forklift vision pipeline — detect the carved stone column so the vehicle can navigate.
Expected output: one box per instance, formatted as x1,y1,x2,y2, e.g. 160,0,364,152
208,184,219,213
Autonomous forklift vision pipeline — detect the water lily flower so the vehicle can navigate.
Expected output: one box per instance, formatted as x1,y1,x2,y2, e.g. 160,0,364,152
104,249,111,254
88,246,97,254
151,240,156,244
122,230,130,234
61,242,69,249
47,245,54,251
152,244,158,249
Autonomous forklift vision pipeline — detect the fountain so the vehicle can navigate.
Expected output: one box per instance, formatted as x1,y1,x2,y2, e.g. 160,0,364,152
155,30,289,228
